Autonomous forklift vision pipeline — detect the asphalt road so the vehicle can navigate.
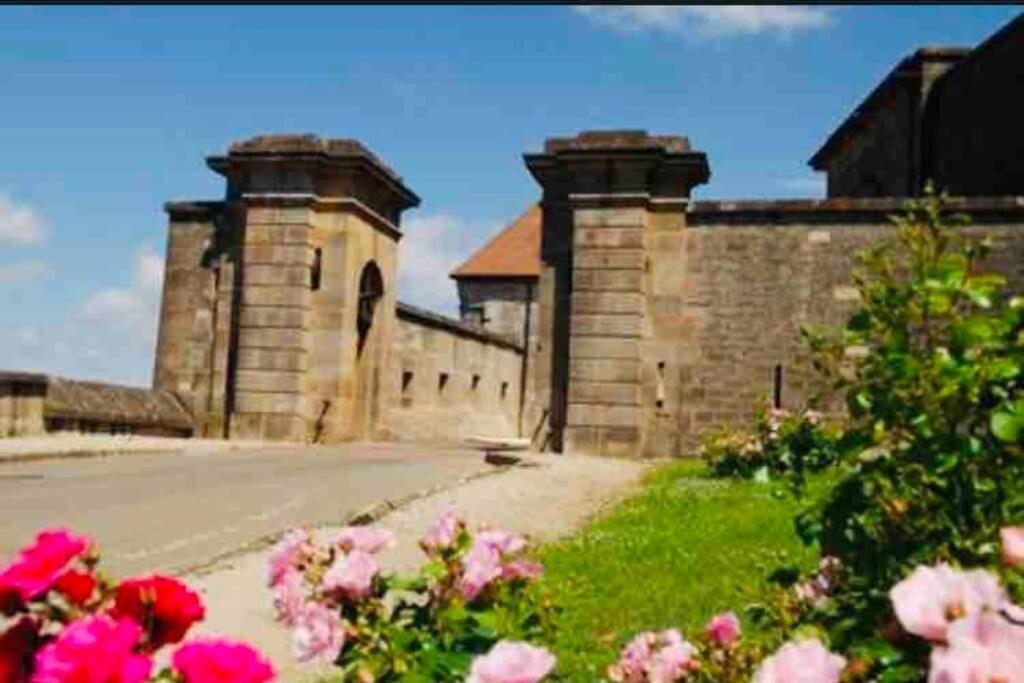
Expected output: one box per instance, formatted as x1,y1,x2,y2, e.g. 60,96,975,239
0,442,488,575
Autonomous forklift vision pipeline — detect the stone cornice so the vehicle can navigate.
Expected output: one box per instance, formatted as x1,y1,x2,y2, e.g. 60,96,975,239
240,193,404,240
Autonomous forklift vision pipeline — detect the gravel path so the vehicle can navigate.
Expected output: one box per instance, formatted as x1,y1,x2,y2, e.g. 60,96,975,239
185,453,649,682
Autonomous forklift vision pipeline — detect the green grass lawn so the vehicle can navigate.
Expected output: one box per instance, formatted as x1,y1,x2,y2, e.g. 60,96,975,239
537,461,835,681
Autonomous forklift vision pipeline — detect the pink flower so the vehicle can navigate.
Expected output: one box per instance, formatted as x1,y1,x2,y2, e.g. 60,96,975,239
752,638,846,683
334,527,395,555
421,512,461,552
459,542,502,601
476,530,527,556
266,530,310,588
31,616,152,683
890,565,1006,642
705,612,741,647
1000,527,1024,568
803,410,823,426
501,561,544,582
467,641,556,683
648,634,696,683
290,603,344,664
271,569,306,626
0,529,89,609
172,638,275,683
928,610,1024,683
321,550,378,601
608,630,694,683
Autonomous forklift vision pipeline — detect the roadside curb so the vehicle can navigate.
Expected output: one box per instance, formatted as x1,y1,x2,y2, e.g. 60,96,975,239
0,447,186,466
180,458,529,577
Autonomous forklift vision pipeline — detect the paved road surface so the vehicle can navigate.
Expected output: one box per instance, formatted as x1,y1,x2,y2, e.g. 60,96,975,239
0,442,488,575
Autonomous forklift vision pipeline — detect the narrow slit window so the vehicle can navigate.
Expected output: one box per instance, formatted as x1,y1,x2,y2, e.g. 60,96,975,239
500,381,509,400
773,364,784,409
311,247,323,291
438,372,449,394
401,371,413,394
471,374,481,391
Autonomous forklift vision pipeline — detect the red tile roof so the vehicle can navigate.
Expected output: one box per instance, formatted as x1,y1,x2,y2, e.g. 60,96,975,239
450,204,541,279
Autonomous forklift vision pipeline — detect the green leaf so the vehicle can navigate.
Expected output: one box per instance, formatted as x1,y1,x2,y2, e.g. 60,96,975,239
992,410,1023,443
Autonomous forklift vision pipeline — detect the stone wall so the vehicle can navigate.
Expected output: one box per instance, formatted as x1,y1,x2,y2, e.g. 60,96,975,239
674,196,1024,453
377,303,524,443
0,372,47,437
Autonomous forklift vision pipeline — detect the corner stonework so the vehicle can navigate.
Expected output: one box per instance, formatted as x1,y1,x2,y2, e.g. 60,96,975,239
524,130,710,458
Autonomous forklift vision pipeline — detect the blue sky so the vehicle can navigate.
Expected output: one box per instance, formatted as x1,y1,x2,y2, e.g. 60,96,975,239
0,5,1018,386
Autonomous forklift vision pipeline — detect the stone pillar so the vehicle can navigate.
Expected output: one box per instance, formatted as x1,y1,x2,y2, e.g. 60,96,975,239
525,130,709,457
201,135,419,442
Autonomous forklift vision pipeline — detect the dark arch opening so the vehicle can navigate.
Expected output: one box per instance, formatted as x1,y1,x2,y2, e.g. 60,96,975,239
356,261,384,356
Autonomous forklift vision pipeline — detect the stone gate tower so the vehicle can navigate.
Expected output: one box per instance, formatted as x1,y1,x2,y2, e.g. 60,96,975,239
524,131,709,457
154,135,420,442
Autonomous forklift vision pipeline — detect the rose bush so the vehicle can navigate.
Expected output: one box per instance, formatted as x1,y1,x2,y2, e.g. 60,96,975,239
0,527,274,683
267,512,555,682
700,402,844,484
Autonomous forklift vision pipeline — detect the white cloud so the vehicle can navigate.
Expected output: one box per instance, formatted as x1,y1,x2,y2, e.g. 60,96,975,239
0,259,46,283
0,194,48,246
79,244,165,344
573,5,833,39
397,214,497,317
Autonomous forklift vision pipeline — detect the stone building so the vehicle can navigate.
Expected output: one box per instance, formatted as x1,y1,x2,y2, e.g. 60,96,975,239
3,12,1022,457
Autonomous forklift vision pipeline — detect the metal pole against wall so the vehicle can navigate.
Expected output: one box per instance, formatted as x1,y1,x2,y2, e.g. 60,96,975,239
517,281,534,438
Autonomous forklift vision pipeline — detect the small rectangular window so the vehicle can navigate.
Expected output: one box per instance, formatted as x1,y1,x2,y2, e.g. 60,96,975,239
471,374,481,391
773,364,783,409
500,381,509,400
311,247,323,291
439,372,449,394
401,371,413,393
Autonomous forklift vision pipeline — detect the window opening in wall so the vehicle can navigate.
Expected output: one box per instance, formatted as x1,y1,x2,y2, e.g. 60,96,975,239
356,261,384,356
500,381,509,400
471,374,481,391
311,248,323,291
401,371,414,393
773,364,784,410
656,361,666,409
438,372,449,394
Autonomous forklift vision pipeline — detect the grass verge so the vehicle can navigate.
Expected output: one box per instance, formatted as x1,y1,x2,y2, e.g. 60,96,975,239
537,460,834,681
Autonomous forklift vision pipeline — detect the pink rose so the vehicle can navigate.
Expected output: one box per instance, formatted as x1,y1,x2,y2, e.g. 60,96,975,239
321,550,378,601
421,512,461,552
890,565,1006,642
458,542,502,602
928,610,1024,683
172,638,275,683
705,612,741,647
648,633,696,683
467,641,556,683
266,530,310,588
609,631,655,682
334,527,395,555
271,569,306,626
1000,527,1024,568
0,529,90,609
31,616,152,683
290,603,344,664
476,530,527,556
501,561,544,582
753,638,846,683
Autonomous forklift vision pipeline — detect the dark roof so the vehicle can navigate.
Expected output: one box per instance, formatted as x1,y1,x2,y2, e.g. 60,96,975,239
808,47,969,170
450,204,541,280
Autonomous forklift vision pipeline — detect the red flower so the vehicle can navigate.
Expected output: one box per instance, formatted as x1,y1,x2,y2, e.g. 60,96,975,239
54,570,97,607
0,529,90,613
111,575,205,649
172,638,275,683
0,617,39,683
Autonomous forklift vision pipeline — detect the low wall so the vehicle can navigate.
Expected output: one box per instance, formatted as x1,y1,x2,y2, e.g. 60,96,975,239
1,373,195,438
0,372,48,437
377,302,524,444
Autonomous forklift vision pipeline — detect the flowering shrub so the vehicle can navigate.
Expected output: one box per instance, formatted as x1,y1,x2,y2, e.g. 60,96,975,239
793,190,1024,653
700,402,843,483
0,527,274,683
267,512,555,681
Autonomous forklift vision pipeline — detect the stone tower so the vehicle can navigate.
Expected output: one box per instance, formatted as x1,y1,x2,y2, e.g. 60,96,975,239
524,130,709,457
153,134,420,442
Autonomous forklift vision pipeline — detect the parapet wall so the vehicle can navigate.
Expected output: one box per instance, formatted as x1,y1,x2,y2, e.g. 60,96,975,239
377,302,524,444
670,196,1024,452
